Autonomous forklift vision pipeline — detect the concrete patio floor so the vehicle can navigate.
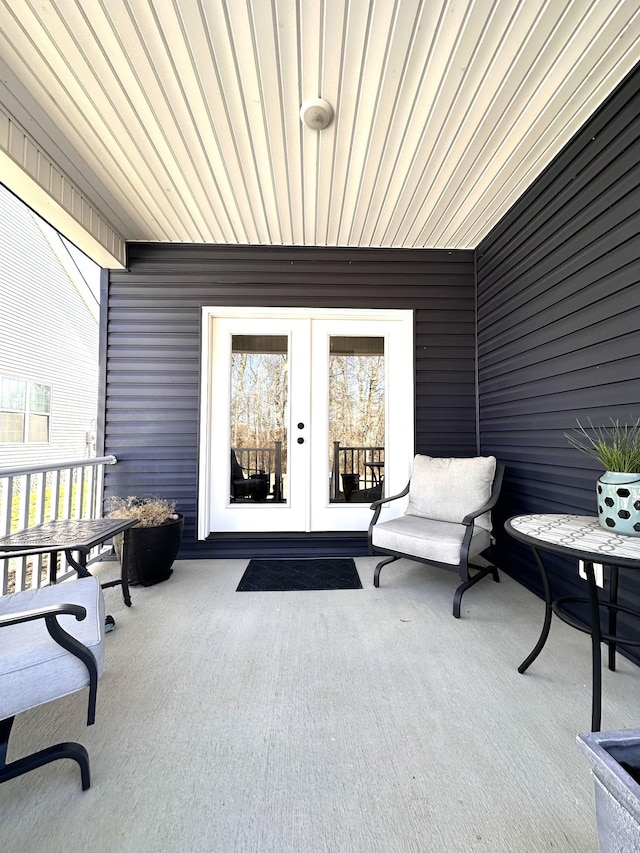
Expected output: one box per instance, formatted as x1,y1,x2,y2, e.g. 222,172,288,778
2,557,640,852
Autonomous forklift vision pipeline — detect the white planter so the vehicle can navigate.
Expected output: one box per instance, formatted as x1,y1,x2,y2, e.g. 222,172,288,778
597,472,640,536
577,729,640,853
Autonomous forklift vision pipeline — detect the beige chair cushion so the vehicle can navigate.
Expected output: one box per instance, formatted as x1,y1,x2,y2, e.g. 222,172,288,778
0,576,105,720
406,455,497,531
371,515,491,566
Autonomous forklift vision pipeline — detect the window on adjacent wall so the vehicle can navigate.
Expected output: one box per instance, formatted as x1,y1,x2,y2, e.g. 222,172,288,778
0,377,51,443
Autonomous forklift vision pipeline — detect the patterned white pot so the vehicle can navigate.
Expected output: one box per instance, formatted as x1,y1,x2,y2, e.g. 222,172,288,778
597,472,640,536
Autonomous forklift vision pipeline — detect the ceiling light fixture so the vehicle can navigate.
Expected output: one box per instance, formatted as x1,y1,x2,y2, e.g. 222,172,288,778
299,98,334,130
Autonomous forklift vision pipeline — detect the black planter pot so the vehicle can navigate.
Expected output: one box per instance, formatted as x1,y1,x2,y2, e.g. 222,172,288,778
114,514,184,586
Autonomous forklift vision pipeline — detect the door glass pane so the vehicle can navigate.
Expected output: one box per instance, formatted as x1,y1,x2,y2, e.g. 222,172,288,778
328,337,385,504
230,335,288,504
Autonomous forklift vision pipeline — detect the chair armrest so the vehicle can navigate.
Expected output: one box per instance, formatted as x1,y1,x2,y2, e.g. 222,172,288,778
0,602,98,725
457,463,505,565
369,482,410,539
0,603,86,629
369,482,410,513
461,499,494,525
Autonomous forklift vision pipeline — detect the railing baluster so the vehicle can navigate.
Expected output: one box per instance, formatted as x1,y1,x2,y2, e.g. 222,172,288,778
19,474,30,530
95,464,105,517
34,471,46,524
13,475,30,589
63,468,73,518
51,469,61,522
0,456,117,595
0,476,11,537
332,444,385,498
87,465,96,518
78,465,87,518
274,441,282,501
31,472,47,587
0,478,11,590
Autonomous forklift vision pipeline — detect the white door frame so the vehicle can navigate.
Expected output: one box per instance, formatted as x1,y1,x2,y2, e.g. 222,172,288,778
198,306,414,538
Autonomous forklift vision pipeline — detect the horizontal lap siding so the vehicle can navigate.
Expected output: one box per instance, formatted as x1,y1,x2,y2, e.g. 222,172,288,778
0,187,99,467
476,62,640,658
103,246,476,557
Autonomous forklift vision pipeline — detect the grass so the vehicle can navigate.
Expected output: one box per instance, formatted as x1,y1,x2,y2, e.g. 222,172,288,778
8,482,93,531
4,483,95,594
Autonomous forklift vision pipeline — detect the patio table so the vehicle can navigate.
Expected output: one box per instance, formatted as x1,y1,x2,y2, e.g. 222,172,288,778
0,517,137,607
505,513,640,732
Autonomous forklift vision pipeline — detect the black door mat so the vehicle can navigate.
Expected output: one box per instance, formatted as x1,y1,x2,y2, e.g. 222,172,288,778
236,558,362,591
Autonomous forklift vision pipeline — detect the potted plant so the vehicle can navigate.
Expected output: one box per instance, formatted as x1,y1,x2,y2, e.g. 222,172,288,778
106,496,184,585
566,418,640,536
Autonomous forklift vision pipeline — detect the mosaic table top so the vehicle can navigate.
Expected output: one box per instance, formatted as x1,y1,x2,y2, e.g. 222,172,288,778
0,517,136,552
506,514,640,566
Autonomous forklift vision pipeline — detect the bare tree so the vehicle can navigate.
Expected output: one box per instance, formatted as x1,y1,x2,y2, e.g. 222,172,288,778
231,345,384,497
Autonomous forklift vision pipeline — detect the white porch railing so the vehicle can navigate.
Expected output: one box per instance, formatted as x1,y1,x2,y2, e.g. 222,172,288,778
0,455,117,595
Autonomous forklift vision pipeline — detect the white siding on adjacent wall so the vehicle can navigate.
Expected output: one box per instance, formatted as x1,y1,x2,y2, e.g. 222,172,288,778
0,184,99,469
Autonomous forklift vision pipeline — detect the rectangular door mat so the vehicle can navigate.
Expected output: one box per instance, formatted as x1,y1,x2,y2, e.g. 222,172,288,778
236,558,362,591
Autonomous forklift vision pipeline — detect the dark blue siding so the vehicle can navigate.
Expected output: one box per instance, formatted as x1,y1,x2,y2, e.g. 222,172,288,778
476,61,640,657
103,246,476,557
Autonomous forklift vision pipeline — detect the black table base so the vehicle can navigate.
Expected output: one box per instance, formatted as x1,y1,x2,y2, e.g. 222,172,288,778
506,514,640,733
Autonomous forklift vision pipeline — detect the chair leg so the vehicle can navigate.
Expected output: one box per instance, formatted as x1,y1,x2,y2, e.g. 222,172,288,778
452,564,500,618
373,555,400,587
0,716,91,791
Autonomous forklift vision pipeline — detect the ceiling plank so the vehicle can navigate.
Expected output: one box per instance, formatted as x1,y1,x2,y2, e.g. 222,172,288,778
0,0,638,258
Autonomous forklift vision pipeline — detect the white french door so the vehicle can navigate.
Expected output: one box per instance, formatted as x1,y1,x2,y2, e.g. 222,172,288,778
198,308,414,536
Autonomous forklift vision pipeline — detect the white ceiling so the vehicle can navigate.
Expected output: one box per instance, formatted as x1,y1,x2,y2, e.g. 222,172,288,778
0,0,639,266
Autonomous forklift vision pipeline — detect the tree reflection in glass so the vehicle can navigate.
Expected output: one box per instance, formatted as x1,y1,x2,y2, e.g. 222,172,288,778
230,335,288,503
328,337,385,503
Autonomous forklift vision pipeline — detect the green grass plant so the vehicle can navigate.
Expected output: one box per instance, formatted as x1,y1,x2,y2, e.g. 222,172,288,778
566,418,640,473
9,482,90,531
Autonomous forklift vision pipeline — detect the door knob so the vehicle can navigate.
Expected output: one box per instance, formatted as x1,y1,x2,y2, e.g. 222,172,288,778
297,437,304,444
298,422,304,429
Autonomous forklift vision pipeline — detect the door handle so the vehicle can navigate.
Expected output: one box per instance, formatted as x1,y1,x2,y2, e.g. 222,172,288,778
297,437,304,444
297,422,305,429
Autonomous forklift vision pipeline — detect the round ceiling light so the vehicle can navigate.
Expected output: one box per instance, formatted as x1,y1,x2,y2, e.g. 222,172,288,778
299,98,334,130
